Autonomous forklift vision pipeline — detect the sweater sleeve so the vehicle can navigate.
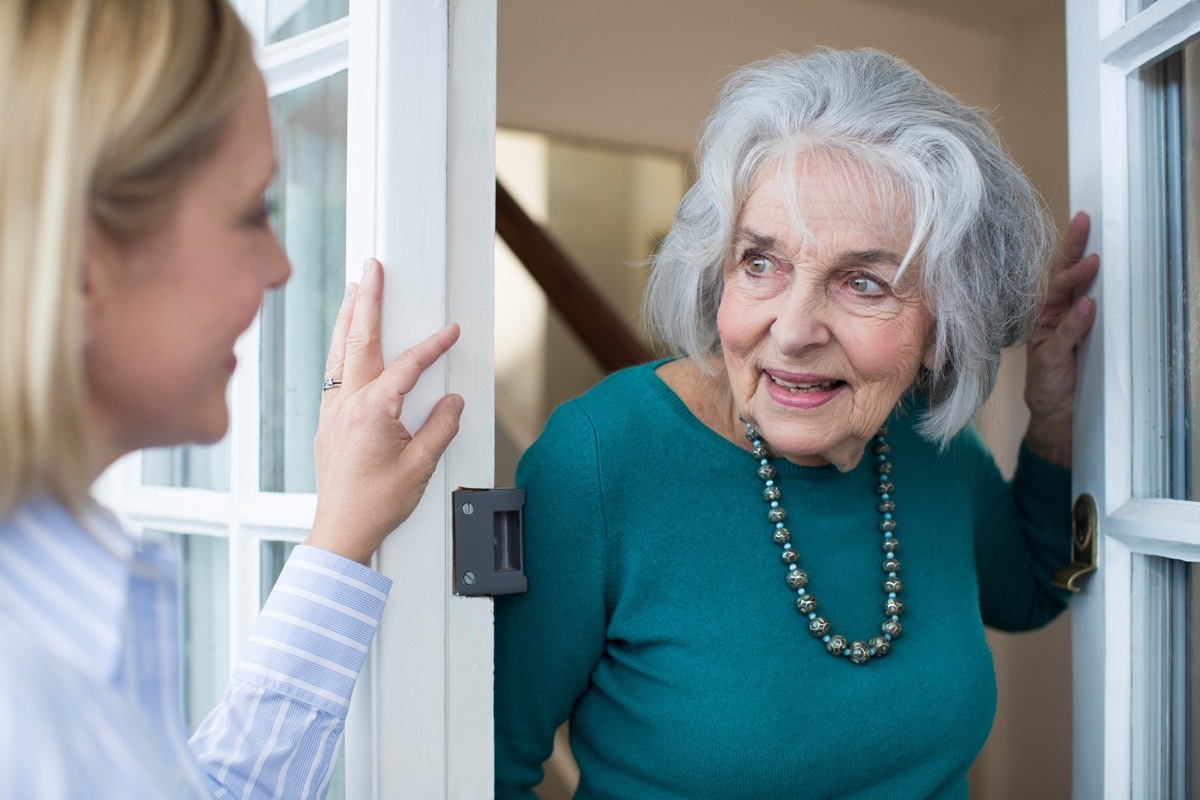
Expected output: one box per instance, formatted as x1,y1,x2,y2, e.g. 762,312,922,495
494,402,611,798
972,436,1073,632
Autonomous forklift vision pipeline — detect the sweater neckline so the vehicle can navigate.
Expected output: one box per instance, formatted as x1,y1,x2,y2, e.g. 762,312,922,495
637,358,850,481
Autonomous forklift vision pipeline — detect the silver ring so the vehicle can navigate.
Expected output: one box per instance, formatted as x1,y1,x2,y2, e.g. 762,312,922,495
322,378,342,391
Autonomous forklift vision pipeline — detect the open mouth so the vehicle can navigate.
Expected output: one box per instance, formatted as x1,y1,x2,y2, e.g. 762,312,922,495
768,374,845,393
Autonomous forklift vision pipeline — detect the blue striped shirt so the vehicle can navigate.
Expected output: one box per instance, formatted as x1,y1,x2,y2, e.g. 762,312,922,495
0,499,392,799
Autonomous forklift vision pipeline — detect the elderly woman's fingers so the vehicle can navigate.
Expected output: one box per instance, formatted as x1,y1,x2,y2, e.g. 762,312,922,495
1039,296,1097,365
342,258,386,391
1061,211,1091,264
1043,213,1097,309
322,282,358,394
375,324,462,418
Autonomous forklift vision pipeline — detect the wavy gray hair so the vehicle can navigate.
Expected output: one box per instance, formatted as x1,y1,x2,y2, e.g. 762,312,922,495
643,48,1053,446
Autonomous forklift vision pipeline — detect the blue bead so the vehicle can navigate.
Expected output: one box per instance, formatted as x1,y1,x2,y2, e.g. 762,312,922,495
884,532,893,538
888,571,897,578
822,634,830,642
770,500,779,508
883,512,892,520
888,592,897,599
788,564,797,571
808,612,817,620
752,439,761,447
760,458,768,465
884,633,892,641
776,522,784,528
891,615,899,621
879,474,889,482
797,588,806,595
843,649,851,656
765,479,774,486
783,543,792,549
869,648,876,656
881,493,890,500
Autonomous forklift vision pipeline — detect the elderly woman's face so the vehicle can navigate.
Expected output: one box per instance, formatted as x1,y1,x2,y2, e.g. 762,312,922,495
716,158,932,471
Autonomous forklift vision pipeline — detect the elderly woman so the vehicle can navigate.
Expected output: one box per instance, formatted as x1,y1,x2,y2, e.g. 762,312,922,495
494,49,1097,799
0,1,461,796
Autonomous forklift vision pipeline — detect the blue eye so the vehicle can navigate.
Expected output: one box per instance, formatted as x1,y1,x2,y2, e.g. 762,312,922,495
849,275,885,295
244,196,278,228
745,254,775,275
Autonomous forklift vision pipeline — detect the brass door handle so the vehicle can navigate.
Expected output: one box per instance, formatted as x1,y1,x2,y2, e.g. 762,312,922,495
1051,493,1098,592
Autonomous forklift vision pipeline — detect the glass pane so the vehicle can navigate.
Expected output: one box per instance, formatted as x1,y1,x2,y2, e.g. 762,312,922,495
1142,41,1200,500
145,530,230,734
260,70,348,493
267,0,347,44
1132,557,1196,797
142,437,231,491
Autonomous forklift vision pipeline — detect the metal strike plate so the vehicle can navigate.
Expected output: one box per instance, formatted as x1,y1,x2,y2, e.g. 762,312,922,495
1051,493,1098,592
452,488,527,597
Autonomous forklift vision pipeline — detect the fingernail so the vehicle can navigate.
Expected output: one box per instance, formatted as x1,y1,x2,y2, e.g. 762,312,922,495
1076,297,1093,315
450,394,465,412
363,257,380,278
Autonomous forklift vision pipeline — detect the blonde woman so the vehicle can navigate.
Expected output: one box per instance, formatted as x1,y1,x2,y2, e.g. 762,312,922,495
0,2,462,797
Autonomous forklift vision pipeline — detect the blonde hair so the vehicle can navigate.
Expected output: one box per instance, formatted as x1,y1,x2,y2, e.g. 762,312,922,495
0,0,255,516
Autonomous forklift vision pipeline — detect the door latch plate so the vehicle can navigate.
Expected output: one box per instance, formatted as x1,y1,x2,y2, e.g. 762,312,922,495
452,488,527,596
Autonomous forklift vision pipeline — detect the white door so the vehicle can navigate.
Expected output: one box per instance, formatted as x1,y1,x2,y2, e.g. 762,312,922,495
1068,0,1200,796
96,1,497,797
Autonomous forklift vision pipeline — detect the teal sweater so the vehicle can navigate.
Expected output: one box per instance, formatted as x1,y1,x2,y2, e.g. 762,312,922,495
495,362,1071,799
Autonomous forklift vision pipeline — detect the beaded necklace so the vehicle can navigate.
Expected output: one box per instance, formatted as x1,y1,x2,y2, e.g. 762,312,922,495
743,420,903,665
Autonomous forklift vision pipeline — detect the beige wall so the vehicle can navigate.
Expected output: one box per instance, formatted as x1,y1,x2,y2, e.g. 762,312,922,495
498,3,1074,798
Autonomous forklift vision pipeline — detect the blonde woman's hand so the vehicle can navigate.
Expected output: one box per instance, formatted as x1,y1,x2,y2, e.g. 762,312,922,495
305,258,464,565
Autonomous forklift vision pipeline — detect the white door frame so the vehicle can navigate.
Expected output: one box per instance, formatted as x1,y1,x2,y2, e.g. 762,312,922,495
1068,0,1200,796
346,1,496,796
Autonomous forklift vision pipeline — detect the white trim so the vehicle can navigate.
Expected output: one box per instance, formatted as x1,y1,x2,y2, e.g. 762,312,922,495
1069,0,1200,795
1102,0,1200,71
259,19,350,97
445,2,497,797
1109,500,1200,557
343,1,496,796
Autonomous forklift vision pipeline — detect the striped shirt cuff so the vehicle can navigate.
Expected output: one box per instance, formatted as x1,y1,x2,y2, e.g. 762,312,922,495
233,545,393,717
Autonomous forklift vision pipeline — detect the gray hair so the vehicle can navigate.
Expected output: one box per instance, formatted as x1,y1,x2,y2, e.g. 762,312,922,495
643,48,1053,446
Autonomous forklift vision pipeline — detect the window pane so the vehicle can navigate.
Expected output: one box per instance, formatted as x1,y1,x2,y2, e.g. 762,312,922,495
267,0,347,44
1132,557,1196,797
145,530,230,734
260,70,348,493
1141,41,1200,500
142,434,231,491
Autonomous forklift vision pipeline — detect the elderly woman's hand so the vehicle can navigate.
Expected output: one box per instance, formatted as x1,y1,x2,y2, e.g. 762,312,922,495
1023,211,1099,469
304,258,464,565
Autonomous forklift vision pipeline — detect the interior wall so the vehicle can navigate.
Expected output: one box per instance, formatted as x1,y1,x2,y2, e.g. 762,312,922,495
498,3,1075,798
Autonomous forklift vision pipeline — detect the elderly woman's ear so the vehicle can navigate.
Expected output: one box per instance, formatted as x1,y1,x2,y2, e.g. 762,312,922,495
1023,211,1100,469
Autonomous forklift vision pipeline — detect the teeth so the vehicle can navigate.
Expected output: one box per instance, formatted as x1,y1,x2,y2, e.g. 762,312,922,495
770,375,838,392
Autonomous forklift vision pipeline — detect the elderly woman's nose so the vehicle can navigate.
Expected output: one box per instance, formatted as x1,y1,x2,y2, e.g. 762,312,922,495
769,299,833,353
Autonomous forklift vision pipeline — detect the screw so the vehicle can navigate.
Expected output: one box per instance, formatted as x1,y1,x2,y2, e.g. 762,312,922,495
463,571,476,586
462,502,474,516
